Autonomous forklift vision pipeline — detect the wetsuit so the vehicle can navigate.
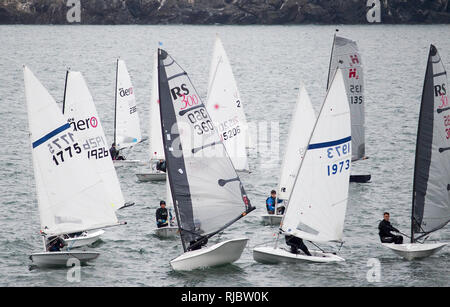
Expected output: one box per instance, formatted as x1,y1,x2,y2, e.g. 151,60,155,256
156,207,169,228
156,160,166,172
189,237,208,251
378,220,403,244
48,237,65,252
266,196,283,214
285,235,312,256
109,146,125,160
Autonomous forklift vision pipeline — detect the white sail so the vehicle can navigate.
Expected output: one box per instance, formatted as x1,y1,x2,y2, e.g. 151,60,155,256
63,71,126,211
114,59,143,150
206,36,249,171
149,52,165,161
281,69,351,243
327,35,365,161
277,84,316,201
24,66,118,236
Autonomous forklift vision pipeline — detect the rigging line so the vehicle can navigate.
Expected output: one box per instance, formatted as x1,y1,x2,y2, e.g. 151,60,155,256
307,240,327,254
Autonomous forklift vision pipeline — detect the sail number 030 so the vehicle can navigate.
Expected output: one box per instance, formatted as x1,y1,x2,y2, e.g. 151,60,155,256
187,108,214,135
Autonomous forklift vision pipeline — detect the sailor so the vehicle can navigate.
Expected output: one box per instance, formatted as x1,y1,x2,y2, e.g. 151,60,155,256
156,200,169,228
378,212,403,244
189,236,208,251
285,235,312,256
266,190,283,214
156,159,166,172
47,236,66,252
109,143,125,160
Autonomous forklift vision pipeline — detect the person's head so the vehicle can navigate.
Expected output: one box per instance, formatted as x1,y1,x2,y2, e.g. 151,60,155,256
383,212,390,221
159,159,164,163
271,190,276,197
112,142,116,148
160,200,166,208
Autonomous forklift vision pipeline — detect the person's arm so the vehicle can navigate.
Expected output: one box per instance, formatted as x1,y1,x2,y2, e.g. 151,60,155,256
277,198,283,204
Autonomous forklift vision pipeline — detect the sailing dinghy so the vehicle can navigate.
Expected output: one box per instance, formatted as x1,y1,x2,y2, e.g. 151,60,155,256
206,36,250,172
254,69,350,263
113,59,145,166
327,32,370,183
24,66,123,267
157,49,255,271
154,173,179,239
61,70,133,247
382,45,449,260
136,52,167,182
261,84,316,226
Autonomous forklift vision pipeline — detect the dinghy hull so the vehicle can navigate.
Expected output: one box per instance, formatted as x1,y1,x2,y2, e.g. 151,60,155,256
261,214,283,226
136,172,166,182
170,238,248,271
253,246,345,264
349,174,371,183
64,230,104,248
30,251,100,267
154,226,179,239
382,242,447,261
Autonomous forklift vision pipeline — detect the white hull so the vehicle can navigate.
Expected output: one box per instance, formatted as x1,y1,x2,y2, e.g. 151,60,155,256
30,251,100,267
136,172,166,182
64,230,104,248
382,242,447,261
253,246,345,264
170,238,248,271
261,214,283,226
154,226,179,239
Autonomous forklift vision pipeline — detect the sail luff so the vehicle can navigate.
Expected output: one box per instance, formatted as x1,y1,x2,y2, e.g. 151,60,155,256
114,59,118,146
149,52,165,161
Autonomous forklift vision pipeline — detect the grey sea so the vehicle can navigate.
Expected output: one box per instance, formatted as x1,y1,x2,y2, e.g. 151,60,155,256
0,24,449,287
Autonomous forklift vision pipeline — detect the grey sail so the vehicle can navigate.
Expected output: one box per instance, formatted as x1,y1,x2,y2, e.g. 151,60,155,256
157,49,254,252
327,35,365,161
412,44,450,242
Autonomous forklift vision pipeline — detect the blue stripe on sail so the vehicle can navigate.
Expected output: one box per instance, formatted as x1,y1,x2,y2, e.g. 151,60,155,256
308,136,351,150
32,123,71,148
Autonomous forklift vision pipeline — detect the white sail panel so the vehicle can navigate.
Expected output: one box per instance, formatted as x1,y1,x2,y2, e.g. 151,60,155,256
158,49,253,249
328,35,365,161
206,37,249,171
115,59,143,150
281,69,351,243
413,45,450,237
277,85,316,200
63,71,125,210
149,52,165,161
24,66,118,236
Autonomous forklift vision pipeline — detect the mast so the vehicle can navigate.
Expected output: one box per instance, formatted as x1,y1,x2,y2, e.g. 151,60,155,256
62,70,69,114
114,58,119,146
326,30,338,91
411,47,433,243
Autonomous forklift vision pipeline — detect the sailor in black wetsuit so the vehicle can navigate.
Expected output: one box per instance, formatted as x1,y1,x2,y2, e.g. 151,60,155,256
378,212,403,244
285,235,312,256
109,143,125,160
47,236,66,252
156,159,166,172
156,201,169,228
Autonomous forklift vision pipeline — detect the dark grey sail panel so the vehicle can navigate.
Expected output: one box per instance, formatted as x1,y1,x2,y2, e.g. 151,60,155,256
327,35,365,161
413,44,450,241
157,49,254,251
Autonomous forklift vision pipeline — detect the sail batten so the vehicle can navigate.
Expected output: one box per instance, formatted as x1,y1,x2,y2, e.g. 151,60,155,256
412,45,450,241
157,49,253,252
